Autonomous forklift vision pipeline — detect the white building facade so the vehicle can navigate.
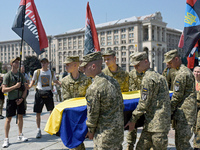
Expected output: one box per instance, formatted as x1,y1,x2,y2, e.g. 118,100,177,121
0,12,183,73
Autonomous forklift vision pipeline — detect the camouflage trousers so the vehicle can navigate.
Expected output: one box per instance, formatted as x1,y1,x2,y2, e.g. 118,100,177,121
194,109,200,148
93,128,123,150
174,120,193,150
126,129,137,148
135,130,168,150
70,143,85,150
0,99,4,115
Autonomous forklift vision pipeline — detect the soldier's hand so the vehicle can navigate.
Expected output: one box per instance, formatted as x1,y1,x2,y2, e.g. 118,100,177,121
124,121,135,132
15,82,21,89
85,131,94,140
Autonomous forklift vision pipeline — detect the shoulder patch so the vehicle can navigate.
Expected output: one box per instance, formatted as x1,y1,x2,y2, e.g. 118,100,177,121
143,88,148,92
174,81,180,92
141,88,148,100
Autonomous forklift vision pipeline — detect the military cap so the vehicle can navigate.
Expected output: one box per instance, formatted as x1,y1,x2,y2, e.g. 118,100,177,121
40,58,49,63
10,57,20,65
102,49,116,56
80,51,102,67
130,52,148,66
163,49,178,63
64,56,79,64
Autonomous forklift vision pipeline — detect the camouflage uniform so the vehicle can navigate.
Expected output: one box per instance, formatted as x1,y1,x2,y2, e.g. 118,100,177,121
102,65,129,92
162,67,177,91
129,68,143,91
126,68,144,150
130,69,171,150
194,81,200,148
171,64,196,150
86,72,124,150
62,72,92,100
62,57,92,150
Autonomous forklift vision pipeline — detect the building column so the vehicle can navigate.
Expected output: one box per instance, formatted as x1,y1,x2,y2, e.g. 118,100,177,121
62,52,64,73
148,24,152,41
159,27,162,42
154,49,159,72
149,50,152,68
154,26,157,41
118,49,122,67
126,49,130,72
55,40,59,74
163,28,166,42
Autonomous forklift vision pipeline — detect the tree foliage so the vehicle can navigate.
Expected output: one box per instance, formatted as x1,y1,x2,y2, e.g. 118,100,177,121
0,62,3,73
23,56,41,76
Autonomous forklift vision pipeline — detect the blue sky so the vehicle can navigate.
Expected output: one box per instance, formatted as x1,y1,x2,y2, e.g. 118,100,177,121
0,0,185,41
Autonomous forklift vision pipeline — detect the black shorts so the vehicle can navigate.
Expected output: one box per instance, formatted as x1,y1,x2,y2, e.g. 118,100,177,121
34,90,54,113
6,99,26,117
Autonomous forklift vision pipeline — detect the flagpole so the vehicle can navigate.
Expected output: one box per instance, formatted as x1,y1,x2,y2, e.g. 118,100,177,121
16,0,26,124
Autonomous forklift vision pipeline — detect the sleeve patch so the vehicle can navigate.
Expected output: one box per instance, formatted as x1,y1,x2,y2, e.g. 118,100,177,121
141,88,148,100
174,81,180,92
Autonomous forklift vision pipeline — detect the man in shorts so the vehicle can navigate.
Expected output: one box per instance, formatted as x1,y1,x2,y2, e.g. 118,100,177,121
2,57,28,148
28,58,61,138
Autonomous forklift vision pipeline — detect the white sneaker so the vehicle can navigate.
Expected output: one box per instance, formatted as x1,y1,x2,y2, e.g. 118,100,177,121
17,133,28,142
36,130,42,138
2,138,9,148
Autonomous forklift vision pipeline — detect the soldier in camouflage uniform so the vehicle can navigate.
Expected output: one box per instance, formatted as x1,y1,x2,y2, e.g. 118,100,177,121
193,66,200,150
125,52,171,150
61,56,92,150
102,49,129,92
163,49,196,150
125,53,144,150
129,68,143,91
162,64,177,91
80,52,124,150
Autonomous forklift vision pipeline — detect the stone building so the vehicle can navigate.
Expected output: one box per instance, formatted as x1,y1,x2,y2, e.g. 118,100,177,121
0,12,182,74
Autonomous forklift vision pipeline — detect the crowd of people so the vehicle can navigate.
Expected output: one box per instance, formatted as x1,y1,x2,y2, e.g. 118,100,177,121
0,49,200,150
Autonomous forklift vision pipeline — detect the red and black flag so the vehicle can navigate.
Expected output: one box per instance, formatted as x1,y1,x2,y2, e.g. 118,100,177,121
183,0,200,56
84,2,100,55
12,0,48,55
179,32,199,69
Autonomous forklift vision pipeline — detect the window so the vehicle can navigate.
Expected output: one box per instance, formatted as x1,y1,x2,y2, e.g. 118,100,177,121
114,41,119,45
114,47,118,50
107,31,111,35
107,36,112,40
100,32,105,35
121,46,126,50
129,33,134,38
121,34,126,39
114,35,118,39
129,27,134,31
121,40,126,44
129,39,134,43
122,52,126,56
121,28,126,33
101,37,105,41
114,30,118,34
107,42,111,45
101,42,105,46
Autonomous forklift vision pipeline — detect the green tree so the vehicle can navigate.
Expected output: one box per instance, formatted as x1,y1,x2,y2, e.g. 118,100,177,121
0,62,3,73
23,56,41,76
